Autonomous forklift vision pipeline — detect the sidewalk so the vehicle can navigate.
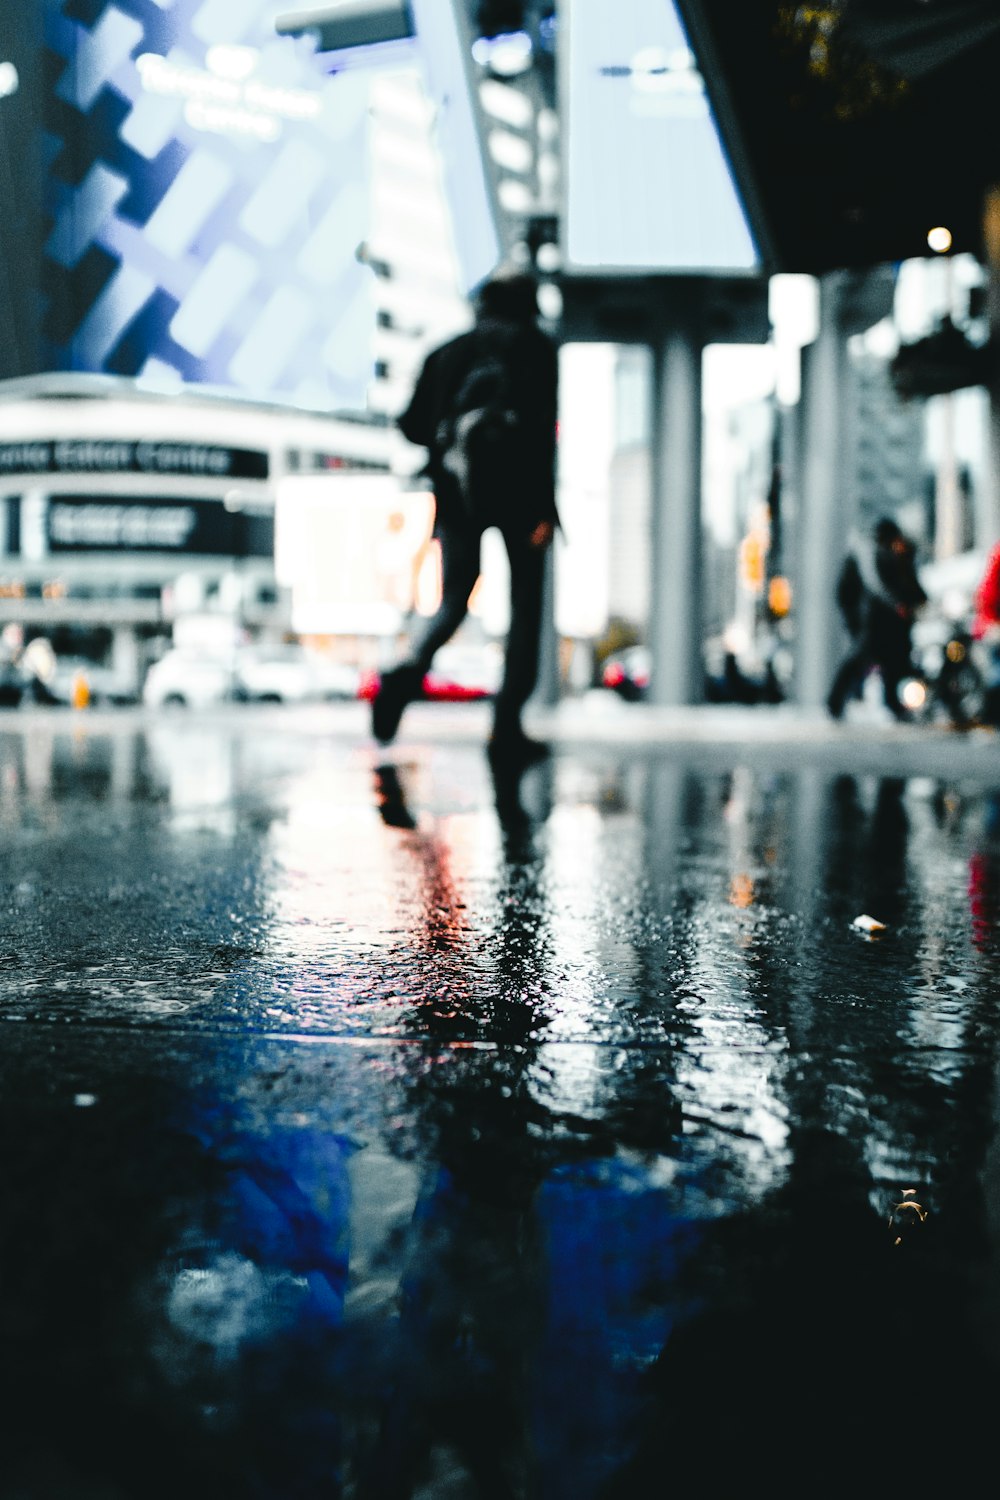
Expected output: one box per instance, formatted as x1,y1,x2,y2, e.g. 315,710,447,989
11,692,999,775
353,690,1000,775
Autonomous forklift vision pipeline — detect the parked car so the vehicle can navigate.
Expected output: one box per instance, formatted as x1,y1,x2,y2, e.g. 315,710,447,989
600,645,650,701
143,642,360,709
235,643,359,704
49,655,140,707
600,644,786,705
0,646,60,706
142,649,241,709
0,658,60,707
359,641,504,706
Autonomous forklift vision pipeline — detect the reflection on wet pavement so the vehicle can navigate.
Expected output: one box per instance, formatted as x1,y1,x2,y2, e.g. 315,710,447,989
1,712,1000,1494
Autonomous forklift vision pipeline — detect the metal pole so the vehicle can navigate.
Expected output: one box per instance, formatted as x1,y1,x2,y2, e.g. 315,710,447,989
794,272,850,710
934,257,963,560
647,297,704,706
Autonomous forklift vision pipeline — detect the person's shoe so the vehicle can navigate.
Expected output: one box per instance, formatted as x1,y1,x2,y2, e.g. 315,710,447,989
486,726,550,768
372,666,422,746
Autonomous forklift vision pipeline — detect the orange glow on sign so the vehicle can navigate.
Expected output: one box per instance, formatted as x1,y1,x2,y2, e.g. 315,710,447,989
740,534,764,592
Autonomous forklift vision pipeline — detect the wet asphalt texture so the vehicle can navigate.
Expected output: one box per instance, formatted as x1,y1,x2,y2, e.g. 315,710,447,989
2,698,1000,1498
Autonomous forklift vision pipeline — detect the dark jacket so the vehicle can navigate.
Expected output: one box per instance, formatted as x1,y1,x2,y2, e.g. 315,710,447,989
836,529,927,659
397,314,559,535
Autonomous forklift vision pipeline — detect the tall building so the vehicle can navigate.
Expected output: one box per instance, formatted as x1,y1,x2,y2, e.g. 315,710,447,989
851,351,928,542
0,2,480,687
364,67,470,422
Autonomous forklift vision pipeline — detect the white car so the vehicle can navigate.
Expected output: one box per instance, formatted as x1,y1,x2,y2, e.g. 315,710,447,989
142,643,359,709
49,655,140,706
235,643,359,703
142,649,240,709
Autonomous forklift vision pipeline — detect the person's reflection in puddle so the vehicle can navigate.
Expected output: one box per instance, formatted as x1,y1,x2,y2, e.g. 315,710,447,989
489,747,554,851
828,773,911,929
373,763,418,831
373,752,551,842
357,752,560,1497
359,751,694,1499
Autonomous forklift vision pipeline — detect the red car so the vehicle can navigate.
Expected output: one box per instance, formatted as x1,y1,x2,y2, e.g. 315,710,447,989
601,646,650,701
359,643,503,704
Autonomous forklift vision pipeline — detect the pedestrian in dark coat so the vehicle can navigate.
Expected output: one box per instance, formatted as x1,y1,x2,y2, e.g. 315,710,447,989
371,268,559,766
826,517,928,720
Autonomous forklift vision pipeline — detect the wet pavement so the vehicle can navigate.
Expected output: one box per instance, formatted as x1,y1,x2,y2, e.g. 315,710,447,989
2,698,1000,1497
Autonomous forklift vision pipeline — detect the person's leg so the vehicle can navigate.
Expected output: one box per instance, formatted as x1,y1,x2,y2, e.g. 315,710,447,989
827,646,867,719
876,622,912,720
372,523,480,745
489,529,547,760
409,524,481,673
878,650,911,720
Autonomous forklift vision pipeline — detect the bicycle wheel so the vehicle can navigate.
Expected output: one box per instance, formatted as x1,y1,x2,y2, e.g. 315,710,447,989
937,659,987,727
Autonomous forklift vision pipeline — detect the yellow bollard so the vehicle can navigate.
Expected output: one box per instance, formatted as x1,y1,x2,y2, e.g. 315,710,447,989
71,669,91,710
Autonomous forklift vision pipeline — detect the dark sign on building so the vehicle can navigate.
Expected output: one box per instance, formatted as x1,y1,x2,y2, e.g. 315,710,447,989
0,440,269,480
45,495,273,557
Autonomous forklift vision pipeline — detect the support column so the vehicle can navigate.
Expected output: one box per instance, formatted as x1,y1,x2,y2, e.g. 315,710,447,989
934,256,964,560
794,273,851,710
110,625,141,699
647,306,704,706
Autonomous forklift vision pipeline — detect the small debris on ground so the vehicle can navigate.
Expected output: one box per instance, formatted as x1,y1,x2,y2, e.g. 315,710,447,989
851,913,887,934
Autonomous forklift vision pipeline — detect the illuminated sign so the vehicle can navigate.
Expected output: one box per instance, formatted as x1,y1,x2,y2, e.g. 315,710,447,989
49,502,198,549
135,48,323,143
276,474,434,634
560,0,761,274
410,0,501,292
0,441,269,480
40,1,375,408
45,496,273,556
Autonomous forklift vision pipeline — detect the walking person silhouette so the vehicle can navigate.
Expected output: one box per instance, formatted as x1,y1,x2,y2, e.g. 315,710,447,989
371,267,560,768
826,516,927,721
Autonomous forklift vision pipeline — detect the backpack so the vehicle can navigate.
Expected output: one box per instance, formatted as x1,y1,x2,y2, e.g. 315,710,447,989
437,345,527,529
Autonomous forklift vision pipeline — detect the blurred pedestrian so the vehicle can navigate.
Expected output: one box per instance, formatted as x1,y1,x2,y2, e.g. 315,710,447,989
972,537,1000,725
826,516,927,721
371,266,559,767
